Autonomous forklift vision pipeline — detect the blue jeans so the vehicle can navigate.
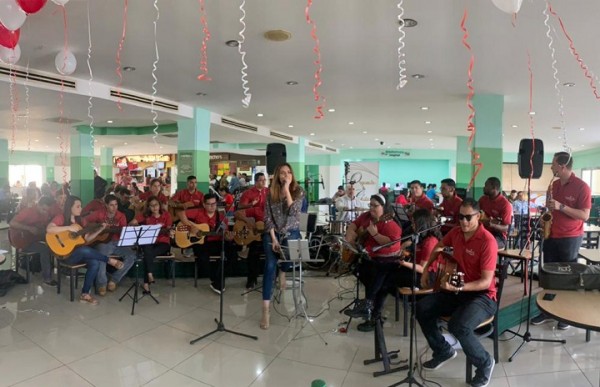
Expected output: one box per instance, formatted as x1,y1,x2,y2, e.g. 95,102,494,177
262,230,301,301
543,236,583,263
417,292,497,370
94,240,136,286
64,245,108,294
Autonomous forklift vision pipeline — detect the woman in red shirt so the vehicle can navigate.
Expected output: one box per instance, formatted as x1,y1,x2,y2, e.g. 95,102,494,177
130,196,172,294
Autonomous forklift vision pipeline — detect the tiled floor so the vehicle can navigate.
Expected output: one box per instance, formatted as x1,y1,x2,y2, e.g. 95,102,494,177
0,239,599,386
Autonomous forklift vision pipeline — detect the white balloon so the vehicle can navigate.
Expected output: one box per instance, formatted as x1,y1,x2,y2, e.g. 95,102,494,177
0,0,26,31
0,43,20,64
491,0,523,14
55,49,77,75
51,0,69,5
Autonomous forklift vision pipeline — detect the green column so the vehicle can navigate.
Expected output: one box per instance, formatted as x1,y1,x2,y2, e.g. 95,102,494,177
472,94,504,198
45,154,55,183
100,147,113,182
456,136,471,190
70,132,95,204
287,138,306,182
177,107,210,192
0,139,8,187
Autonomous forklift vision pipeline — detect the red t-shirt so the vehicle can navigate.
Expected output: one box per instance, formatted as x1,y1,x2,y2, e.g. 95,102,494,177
85,208,127,241
442,225,498,300
240,187,268,222
353,212,401,257
185,208,229,243
395,195,408,206
82,199,105,216
13,207,52,227
551,173,592,238
50,214,83,227
478,194,512,239
411,195,434,211
440,194,463,235
139,191,169,205
171,189,204,209
416,235,441,273
135,211,172,244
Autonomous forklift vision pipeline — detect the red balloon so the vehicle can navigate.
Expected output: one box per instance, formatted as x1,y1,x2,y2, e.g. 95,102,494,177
16,0,47,15
0,23,19,49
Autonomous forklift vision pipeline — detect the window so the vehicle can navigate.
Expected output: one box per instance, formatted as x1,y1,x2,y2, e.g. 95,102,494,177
9,165,43,188
582,168,600,195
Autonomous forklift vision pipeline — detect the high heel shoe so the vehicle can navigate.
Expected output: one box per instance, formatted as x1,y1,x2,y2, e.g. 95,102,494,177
260,306,270,330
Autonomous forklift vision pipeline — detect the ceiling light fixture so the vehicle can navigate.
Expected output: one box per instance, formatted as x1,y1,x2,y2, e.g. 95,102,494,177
257,113,264,117
362,131,368,134
563,82,575,87
580,127,585,131
529,111,536,115
427,130,432,134
225,40,239,47
288,125,294,128
328,108,335,112
329,139,334,142
286,81,298,86
310,132,315,136
400,18,418,27
35,139,39,142
348,121,354,125
429,138,433,141
420,106,429,111
374,138,379,141
425,121,431,124
107,120,113,124
124,142,128,145
122,66,136,72
411,74,425,79
511,124,518,128
264,29,292,42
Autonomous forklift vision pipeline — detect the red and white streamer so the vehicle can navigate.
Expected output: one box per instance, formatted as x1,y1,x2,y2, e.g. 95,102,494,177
86,1,95,170
197,0,211,81
151,0,160,152
460,9,482,192
305,0,326,119
8,64,18,154
24,61,31,151
238,0,251,107
396,0,407,90
115,0,129,110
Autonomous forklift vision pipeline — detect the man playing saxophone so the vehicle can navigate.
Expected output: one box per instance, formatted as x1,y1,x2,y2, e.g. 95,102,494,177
531,152,592,330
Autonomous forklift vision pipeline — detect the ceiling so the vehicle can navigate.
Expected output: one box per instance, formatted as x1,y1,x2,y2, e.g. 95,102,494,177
0,0,599,157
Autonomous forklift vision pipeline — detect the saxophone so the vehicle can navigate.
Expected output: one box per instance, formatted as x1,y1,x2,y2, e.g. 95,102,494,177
541,176,556,239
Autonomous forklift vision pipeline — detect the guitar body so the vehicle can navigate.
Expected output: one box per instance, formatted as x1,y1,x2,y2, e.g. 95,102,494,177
174,223,210,248
341,213,394,264
433,251,465,291
9,228,43,249
46,225,87,257
233,220,265,246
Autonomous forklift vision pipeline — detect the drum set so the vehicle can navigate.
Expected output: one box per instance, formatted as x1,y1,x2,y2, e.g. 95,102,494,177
306,218,358,273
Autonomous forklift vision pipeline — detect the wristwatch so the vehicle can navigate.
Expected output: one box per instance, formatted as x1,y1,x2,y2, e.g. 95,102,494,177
559,203,566,211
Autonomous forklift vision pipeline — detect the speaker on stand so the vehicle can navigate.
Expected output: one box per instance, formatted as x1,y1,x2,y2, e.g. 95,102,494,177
518,139,544,179
266,143,287,175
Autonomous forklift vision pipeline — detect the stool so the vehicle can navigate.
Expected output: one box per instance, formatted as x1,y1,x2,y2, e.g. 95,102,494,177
15,250,39,283
57,260,87,302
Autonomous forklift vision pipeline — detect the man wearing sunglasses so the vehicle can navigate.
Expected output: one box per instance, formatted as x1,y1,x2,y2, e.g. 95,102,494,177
479,177,512,249
417,198,498,387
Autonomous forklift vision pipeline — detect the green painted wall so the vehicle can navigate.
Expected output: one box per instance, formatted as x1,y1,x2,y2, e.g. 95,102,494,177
0,139,7,187
177,108,210,192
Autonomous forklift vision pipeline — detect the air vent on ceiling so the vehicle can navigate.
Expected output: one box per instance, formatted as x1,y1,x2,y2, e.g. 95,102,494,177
109,89,179,111
46,117,82,124
162,133,178,138
308,142,323,149
325,146,336,152
270,131,293,141
0,65,76,89
220,118,258,132
210,140,224,144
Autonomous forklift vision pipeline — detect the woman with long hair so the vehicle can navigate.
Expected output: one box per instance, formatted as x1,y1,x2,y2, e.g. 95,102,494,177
46,195,124,304
261,163,305,329
129,196,172,294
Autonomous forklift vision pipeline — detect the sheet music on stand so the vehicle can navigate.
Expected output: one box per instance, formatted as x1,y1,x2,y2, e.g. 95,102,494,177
390,204,410,223
117,224,162,247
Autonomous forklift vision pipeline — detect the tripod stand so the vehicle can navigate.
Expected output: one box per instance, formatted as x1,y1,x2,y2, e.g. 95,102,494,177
506,188,565,361
190,219,257,344
118,225,161,315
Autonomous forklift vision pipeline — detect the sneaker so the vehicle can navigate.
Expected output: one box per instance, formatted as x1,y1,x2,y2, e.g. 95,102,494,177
210,283,225,295
357,319,376,332
422,348,457,371
470,359,495,387
557,321,570,330
531,313,552,325
43,280,58,287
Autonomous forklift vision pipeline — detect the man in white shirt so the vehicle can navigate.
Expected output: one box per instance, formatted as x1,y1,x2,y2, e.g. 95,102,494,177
335,185,366,222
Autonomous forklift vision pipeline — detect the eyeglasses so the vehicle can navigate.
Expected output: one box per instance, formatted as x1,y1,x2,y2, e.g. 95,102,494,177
458,212,479,221
369,203,381,208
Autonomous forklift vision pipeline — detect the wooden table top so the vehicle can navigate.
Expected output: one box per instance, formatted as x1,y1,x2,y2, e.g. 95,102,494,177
578,248,600,263
498,249,532,260
537,290,600,332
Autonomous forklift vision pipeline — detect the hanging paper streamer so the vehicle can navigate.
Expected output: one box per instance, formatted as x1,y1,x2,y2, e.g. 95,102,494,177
86,1,95,170
115,0,128,110
396,0,407,90
8,64,18,154
238,0,251,107
547,2,600,101
24,61,30,150
150,0,160,152
57,3,69,183
305,0,326,119
460,9,482,192
527,51,537,171
197,0,211,81
542,4,569,153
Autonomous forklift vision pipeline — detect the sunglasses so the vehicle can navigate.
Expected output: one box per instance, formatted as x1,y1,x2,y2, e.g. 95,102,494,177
458,212,479,221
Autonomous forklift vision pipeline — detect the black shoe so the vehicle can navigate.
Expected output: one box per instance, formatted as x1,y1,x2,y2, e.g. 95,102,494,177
557,321,570,330
245,280,257,290
422,348,457,371
43,280,58,287
470,359,495,387
345,299,373,320
531,313,552,325
357,319,376,332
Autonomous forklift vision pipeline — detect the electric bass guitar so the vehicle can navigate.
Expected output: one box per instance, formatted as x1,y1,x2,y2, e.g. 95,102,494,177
233,220,265,246
341,213,394,264
46,223,104,257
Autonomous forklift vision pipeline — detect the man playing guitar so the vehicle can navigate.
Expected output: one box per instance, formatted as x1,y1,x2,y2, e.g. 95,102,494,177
234,172,268,290
168,175,204,215
478,177,512,249
85,194,136,295
9,196,57,286
438,178,463,235
418,198,497,387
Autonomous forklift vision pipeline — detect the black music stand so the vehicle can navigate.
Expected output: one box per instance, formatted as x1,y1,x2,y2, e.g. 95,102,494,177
336,238,366,330
190,216,258,345
117,225,161,315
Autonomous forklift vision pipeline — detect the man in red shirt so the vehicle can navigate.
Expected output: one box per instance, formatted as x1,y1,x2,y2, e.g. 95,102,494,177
531,152,592,329
169,175,204,212
408,180,434,213
9,196,57,286
180,193,237,294
418,198,498,387
478,177,512,249
235,172,268,289
85,194,136,295
438,178,463,235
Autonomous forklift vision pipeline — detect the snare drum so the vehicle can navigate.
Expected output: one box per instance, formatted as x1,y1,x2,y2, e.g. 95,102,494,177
329,220,347,235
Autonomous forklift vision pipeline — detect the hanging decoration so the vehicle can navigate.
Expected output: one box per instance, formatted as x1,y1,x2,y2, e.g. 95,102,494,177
548,3,600,100
115,0,128,110
396,0,407,90
197,0,211,81
54,49,76,75
460,9,482,192
0,42,19,63
86,0,94,169
305,0,326,119
16,0,47,14
8,63,18,153
56,2,69,183
150,0,160,152
237,0,251,107
24,60,30,150
491,0,523,14
0,22,19,48
0,0,26,31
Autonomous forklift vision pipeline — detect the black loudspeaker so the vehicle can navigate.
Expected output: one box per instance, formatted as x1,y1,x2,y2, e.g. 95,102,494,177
455,188,468,200
518,139,544,179
266,143,287,174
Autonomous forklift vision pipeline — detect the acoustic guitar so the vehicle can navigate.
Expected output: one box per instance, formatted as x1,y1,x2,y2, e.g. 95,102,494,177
174,223,212,248
341,213,394,264
432,251,465,291
9,227,46,249
86,225,123,245
233,220,265,246
46,223,104,257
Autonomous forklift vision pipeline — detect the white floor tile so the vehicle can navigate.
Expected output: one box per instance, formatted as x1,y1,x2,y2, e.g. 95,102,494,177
0,340,62,386
83,309,161,342
507,370,593,387
12,366,94,387
251,358,346,387
278,331,359,370
144,371,211,386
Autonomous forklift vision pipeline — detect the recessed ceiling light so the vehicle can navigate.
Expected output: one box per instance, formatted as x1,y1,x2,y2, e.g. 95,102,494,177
122,66,136,72
580,127,585,131
107,120,113,124
557,136,561,139
425,121,431,125
225,40,239,47
411,74,425,79
529,111,536,115
159,146,163,149
124,142,128,145
55,136,59,139
257,113,264,117
45,145,49,148
362,131,368,134
286,81,298,86
420,106,429,111
511,124,518,128
563,82,575,87
350,146,354,149
328,108,335,112
329,139,334,142
374,138,379,141
341,143,345,146
429,138,433,141
387,146,391,149
427,130,432,134
310,132,315,136
581,144,585,147
195,92,207,96
94,139,98,142
35,139,39,142
288,125,294,128
348,121,354,125
400,18,418,28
